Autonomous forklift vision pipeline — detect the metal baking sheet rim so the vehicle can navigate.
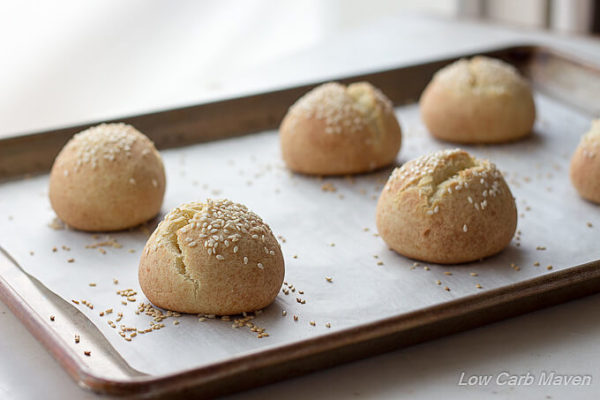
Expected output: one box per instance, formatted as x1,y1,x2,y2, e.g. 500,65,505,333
1,250,600,397
1,43,600,397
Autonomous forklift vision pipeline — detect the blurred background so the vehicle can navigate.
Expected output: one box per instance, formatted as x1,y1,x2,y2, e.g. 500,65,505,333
0,0,598,138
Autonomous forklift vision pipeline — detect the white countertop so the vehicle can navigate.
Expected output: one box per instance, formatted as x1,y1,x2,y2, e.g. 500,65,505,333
1,5,600,399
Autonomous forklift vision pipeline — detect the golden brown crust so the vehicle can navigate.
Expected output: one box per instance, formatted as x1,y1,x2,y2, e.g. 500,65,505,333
420,56,536,144
376,149,517,264
49,123,166,231
570,119,600,204
138,199,285,315
280,82,402,175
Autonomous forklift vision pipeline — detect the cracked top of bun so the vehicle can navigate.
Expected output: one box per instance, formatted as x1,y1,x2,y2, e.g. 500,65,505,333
385,149,506,212
147,199,278,268
432,56,528,96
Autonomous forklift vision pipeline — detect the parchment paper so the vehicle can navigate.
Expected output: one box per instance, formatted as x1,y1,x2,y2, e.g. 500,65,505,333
0,92,598,376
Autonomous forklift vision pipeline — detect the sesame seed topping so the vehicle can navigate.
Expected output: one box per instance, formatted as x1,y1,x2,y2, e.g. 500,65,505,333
151,200,279,270
68,123,143,171
287,82,393,136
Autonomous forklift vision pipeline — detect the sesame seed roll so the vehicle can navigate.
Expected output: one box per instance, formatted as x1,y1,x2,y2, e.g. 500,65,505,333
139,199,285,315
49,123,166,231
280,81,402,175
376,149,517,264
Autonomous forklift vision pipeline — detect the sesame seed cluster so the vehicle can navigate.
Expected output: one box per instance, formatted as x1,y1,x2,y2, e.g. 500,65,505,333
150,199,277,268
288,82,391,135
67,123,140,171
436,56,524,94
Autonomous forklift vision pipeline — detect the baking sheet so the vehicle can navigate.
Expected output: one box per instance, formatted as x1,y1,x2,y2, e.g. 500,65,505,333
0,91,598,376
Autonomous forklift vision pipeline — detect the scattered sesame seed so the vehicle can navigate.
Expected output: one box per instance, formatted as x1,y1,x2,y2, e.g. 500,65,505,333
377,261,384,266
84,351,91,357
436,280,442,285
587,222,593,228
469,272,478,276
310,321,316,326
536,246,547,251
71,300,79,305
325,277,333,283
74,335,80,344
293,315,299,321
88,283,96,287
325,323,331,328
50,315,55,321
463,224,468,233
476,284,482,289
547,265,553,270
444,271,452,276
533,262,540,266
444,286,451,292
67,258,75,263
282,310,287,316
321,183,337,192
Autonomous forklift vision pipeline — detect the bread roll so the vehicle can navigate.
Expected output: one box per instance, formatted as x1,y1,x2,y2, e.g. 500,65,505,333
420,56,536,143
138,199,285,315
570,119,600,204
49,123,166,231
376,149,517,264
280,82,402,175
